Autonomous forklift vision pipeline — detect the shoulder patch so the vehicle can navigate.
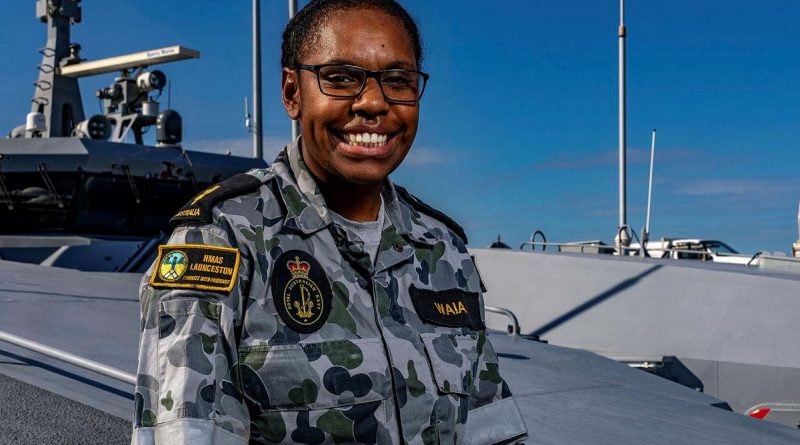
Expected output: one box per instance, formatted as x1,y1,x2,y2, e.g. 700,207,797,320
170,173,262,227
394,185,468,244
150,244,241,292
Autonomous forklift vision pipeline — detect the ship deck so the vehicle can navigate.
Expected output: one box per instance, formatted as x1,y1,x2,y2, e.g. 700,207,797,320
0,259,799,444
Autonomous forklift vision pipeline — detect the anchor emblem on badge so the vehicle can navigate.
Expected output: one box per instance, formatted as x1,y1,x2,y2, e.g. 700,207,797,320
272,252,332,333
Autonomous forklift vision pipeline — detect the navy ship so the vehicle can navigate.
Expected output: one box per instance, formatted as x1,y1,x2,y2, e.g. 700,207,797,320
0,1,798,443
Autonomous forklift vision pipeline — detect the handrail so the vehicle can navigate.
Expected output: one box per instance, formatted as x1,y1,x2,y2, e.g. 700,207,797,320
520,241,616,254
485,305,520,336
521,230,547,251
0,330,136,385
744,402,800,416
746,251,764,266
517,242,762,265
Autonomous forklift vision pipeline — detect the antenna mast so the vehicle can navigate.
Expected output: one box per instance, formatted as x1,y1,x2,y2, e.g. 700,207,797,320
289,0,299,141
641,129,656,251
616,0,630,252
252,0,263,159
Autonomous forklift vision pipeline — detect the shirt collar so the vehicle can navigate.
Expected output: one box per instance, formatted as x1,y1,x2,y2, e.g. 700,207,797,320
272,137,437,245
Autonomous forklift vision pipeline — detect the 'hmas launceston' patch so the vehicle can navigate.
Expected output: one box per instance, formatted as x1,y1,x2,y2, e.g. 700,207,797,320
150,244,240,292
271,250,332,333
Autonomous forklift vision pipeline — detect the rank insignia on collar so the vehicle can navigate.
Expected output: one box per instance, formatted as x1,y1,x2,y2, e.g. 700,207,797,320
271,250,332,333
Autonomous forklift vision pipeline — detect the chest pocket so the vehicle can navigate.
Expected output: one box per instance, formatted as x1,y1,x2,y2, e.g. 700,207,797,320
419,332,479,396
238,338,392,410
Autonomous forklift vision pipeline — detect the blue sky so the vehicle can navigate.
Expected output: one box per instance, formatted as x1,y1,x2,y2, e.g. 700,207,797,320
1,1,798,254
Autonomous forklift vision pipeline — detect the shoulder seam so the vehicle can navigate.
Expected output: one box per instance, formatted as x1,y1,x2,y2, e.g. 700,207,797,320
394,185,468,244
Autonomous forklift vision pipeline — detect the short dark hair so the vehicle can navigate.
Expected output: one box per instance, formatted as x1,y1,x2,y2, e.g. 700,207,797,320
281,0,423,69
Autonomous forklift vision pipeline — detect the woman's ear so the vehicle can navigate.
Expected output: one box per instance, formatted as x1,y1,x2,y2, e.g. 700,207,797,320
282,68,301,120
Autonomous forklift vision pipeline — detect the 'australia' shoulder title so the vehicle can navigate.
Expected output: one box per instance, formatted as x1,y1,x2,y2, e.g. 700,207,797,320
170,173,262,227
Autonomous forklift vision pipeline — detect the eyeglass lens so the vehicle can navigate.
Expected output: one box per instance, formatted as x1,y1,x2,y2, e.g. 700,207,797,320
318,65,423,102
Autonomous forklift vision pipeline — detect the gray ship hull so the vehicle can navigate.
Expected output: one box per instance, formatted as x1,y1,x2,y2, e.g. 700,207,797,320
1,259,799,443
473,247,800,427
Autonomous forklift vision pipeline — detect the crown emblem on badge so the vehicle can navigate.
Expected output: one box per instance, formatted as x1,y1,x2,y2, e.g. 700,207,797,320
287,256,311,278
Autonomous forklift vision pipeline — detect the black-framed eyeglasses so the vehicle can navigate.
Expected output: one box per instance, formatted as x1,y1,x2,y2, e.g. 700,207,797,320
296,64,429,103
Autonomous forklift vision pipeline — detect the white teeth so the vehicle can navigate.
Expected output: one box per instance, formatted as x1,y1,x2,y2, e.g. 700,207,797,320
345,132,389,147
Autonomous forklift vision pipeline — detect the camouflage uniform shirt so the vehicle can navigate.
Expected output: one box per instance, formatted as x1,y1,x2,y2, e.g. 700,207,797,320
132,140,528,444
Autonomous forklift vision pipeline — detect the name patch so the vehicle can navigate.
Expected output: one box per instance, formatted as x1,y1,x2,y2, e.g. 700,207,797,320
409,286,485,330
150,244,241,292
271,250,332,334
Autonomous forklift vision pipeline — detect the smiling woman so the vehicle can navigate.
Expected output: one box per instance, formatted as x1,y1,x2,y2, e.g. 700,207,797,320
132,1,528,444
281,2,425,220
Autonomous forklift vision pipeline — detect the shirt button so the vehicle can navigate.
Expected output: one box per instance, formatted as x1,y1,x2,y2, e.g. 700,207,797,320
393,243,403,252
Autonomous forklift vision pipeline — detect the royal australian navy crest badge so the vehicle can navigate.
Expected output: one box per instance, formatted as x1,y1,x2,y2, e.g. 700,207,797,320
271,250,332,333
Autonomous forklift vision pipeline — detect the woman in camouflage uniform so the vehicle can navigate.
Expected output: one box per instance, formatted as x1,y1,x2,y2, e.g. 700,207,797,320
132,1,527,443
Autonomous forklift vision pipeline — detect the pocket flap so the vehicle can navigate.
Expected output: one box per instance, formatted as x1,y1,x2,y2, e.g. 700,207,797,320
464,397,527,444
420,332,479,396
239,338,391,410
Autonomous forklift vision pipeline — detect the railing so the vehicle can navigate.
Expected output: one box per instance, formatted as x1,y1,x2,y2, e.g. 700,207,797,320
744,402,800,418
485,305,521,336
518,230,762,265
0,330,136,385
520,240,616,254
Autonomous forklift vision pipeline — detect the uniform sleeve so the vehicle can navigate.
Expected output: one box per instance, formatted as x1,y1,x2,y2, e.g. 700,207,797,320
131,219,252,445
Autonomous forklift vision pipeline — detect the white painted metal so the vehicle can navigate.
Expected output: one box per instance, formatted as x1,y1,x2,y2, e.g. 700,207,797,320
794,202,800,257
59,46,199,78
645,129,656,236
617,0,629,247
471,246,800,424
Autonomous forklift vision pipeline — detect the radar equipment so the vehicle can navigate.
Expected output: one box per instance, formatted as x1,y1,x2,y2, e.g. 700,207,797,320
72,114,111,140
0,0,265,237
59,46,198,78
95,68,175,144
156,110,182,146
14,1,199,146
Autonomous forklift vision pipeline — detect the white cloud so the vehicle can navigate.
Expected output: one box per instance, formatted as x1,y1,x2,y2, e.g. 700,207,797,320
676,178,800,196
403,147,448,167
533,147,701,171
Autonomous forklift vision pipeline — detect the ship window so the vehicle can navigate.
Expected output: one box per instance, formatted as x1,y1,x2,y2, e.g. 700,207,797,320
703,241,737,254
